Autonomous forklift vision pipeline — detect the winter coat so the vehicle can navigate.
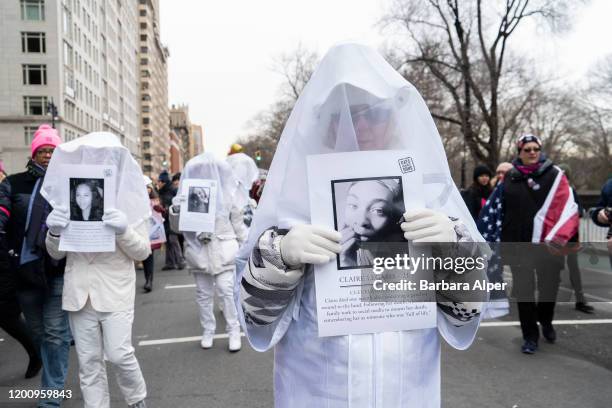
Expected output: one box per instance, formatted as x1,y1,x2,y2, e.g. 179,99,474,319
0,161,65,289
170,205,247,275
591,178,612,238
501,159,560,243
462,184,492,221
45,221,151,312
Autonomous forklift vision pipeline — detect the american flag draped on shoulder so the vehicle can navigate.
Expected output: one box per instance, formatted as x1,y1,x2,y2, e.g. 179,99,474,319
477,183,504,243
477,169,579,245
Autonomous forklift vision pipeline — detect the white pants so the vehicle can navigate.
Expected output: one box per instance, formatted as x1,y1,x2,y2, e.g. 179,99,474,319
194,271,240,334
69,301,146,407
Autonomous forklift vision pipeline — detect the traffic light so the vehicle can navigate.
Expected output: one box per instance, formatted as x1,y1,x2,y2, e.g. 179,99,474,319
255,150,261,162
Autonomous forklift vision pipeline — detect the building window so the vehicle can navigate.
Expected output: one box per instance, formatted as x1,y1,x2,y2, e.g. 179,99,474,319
143,165,152,172
140,34,147,42
21,0,45,21
63,41,74,67
22,64,47,85
23,96,48,115
141,94,150,101
143,141,150,149
21,32,46,53
139,9,146,16
142,106,150,113
140,46,148,53
140,58,148,65
142,129,152,136
140,22,147,29
142,117,150,125
24,126,38,145
144,153,151,160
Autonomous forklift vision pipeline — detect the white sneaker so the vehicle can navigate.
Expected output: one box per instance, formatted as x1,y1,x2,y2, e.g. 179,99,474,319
228,331,241,352
200,332,214,349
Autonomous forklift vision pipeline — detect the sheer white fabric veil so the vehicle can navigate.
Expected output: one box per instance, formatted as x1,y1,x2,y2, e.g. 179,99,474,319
41,132,150,226
238,42,484,267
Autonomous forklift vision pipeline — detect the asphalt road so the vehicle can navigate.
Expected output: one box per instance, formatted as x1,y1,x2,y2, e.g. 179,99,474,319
1,251,611,407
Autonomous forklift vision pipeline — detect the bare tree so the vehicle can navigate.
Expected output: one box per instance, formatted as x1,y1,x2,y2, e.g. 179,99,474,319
236,46,318,168
381,0,579,170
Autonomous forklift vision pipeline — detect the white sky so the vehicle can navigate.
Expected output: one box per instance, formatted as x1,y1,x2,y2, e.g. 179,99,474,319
160,0,612,158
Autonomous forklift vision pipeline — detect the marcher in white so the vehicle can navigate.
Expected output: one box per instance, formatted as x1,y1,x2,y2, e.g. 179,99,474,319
226,152,259,226
171,153,247,351
236,43,488,407
43,132,151,408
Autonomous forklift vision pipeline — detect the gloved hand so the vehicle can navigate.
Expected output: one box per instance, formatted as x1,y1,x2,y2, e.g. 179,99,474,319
400,208,456,243
102,209,128,235
197,231,213,244
280,224,342,267
46,207,70,236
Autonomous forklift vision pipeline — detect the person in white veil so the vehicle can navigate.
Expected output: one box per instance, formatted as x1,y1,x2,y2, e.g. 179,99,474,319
236,43,488,407
42,132,151,408
170,152,247,352
226,152,259,226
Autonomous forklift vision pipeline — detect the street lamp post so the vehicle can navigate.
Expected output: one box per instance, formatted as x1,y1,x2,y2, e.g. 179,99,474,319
46,98,59,128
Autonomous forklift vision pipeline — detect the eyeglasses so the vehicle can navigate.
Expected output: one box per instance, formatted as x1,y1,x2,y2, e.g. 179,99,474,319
36,148,55,156
521,147,541,153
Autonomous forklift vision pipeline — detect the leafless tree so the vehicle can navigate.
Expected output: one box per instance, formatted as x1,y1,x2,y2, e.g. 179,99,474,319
236,46,318,168
381,0,580,170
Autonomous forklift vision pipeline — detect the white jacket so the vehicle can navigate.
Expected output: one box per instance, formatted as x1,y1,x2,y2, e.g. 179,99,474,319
46,222,151,312
171,206,247,275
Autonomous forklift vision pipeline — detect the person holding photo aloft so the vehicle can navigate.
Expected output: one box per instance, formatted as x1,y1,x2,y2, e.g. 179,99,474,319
71,180,104,221
170,153,247,352
340,179,405,268
43,132,151,408
236,43,488,407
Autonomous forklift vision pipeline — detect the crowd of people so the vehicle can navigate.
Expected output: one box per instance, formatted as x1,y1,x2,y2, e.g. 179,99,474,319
0,43,610,408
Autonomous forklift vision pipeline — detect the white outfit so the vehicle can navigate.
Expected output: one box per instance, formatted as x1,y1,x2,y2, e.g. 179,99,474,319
173,153,248,336
68,301,146,407
236,43,487,407
43,132,152,408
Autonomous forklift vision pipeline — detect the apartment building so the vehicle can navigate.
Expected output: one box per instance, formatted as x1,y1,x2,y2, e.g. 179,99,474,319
0,0,140,174
138,0,169,177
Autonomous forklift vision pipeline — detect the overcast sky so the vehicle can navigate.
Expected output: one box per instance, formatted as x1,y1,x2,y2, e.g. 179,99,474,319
160,0,612,158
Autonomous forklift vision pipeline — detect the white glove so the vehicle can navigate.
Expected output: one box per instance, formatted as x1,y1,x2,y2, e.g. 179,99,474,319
197,231,213,243
46,207,70,236
400,208,456,243
280,224,342,267
102,208,128,235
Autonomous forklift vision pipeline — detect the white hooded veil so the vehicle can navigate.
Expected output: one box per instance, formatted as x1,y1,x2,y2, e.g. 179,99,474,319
226,152,259,208
178,152,239,246
41,132,150,225
238,42,483,265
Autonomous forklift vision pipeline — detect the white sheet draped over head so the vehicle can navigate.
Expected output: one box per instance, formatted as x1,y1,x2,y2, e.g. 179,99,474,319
226,153,259,208
41,132,150,225
178,152,238,218
238,42,483,263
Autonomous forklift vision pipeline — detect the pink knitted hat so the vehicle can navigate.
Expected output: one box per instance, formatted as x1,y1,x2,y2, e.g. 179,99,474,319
31,124,61,155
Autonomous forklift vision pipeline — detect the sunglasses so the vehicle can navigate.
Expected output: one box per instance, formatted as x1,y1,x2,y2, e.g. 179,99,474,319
521,147,541,153
332,106,392,126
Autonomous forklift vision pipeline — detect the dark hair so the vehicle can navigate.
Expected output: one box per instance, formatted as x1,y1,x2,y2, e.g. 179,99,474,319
172,172,181,182
70,180,104,221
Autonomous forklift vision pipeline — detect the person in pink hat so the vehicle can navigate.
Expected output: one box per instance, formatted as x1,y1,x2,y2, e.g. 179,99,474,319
0,124,71,407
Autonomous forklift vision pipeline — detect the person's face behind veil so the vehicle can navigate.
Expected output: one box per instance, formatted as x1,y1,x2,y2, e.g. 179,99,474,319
324,85,397,152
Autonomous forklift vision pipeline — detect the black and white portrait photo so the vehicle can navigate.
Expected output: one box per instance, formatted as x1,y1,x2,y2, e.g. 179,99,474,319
69,178,104,222
332,177,406,270
188,186,210,213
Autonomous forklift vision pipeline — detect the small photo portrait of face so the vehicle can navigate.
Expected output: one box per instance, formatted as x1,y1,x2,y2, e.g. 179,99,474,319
70,178,104,222
332,177,406,270
188,186,210,213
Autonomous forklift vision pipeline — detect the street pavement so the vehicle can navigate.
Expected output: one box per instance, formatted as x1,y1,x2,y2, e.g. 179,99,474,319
1,251,611,408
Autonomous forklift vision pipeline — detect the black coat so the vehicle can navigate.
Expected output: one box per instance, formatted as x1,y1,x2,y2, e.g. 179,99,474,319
501,159,559,243
0,162,65,291
462,184,492,221
158,182,177,234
